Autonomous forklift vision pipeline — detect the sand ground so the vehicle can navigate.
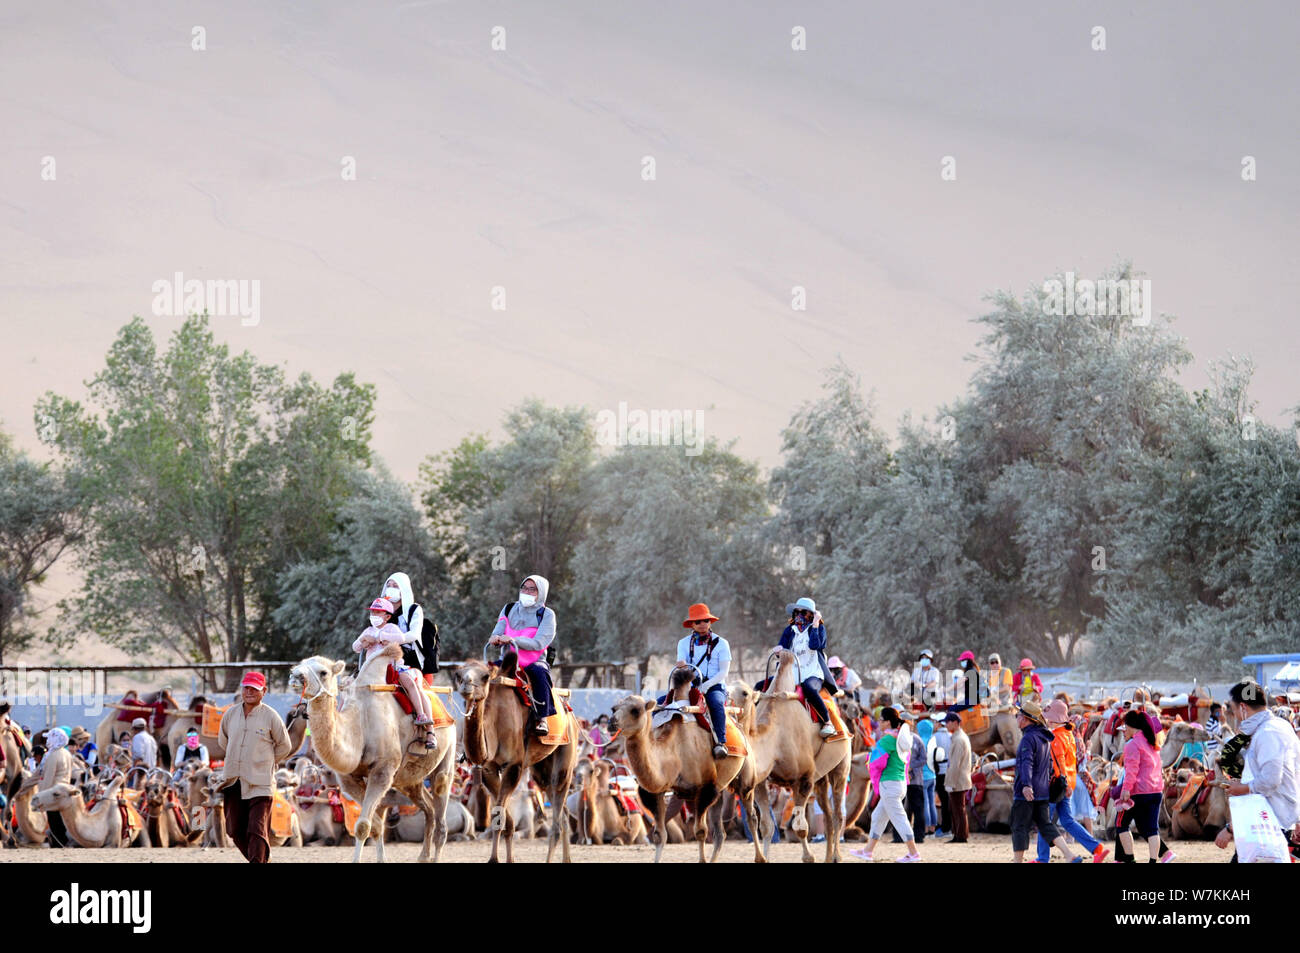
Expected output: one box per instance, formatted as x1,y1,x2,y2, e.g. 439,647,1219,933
0,832,1228,863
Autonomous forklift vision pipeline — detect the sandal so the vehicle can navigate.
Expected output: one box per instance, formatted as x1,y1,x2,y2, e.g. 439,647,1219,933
424,727,438,750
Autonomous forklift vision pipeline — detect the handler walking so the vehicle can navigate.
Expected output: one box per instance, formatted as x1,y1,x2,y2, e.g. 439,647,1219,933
218,671,292,863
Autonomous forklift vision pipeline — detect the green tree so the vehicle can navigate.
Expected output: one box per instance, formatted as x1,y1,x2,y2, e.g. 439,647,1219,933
36,316,374,686
0,431,84,663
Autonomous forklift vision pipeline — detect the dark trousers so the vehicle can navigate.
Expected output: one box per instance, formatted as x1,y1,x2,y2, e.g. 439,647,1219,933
906,783,926,842
46,809,69,848
523,661,555,720
702,686,727,745
1010,798,1061,852
225,791,272,863
949,788,970,842
801,678,829,723
937,778,951,831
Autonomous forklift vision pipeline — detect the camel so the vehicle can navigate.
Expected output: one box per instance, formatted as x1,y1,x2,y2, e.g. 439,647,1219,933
574,759,650,845
0,703,31,803
842,751,874,837
283,702,311,760
30,772,144,848
94,689,194,767
381,788,476,843
289,761,351,846
289,644,457,863
731,652,851,864
10,776,48,846
159,695,228,764
608,676,748,864
142,769,203,847
968,757,1013,832
1161,721,1212,769
963,709,1022,758
452,650,580,863
187,766,228,848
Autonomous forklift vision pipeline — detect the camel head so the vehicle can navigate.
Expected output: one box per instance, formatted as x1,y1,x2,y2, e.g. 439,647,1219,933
766,650,799,692
452,659,493,704
144,770,172,809
608,696,656,737
32,781,83,812
666,666,694,702
289,656,346,701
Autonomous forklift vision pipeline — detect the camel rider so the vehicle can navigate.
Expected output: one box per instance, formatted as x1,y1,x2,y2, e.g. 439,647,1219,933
381,571,438,678
908,650,942,709
674,603,732,760
987,653,1013,708
778,597,836,738
489,574,557,737
175,726,210,769
1012,658,1043,704
949,651,985,712
69,726,96,766
828,656,863,704
355,597,438,750
38,727,74,848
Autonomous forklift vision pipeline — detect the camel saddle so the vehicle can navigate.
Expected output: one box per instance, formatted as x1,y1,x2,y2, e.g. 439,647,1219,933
793,686,851,743
201,704,230,739
328,788,345,824
680,686,748,756
970,770,988,806
270,790,295,839
1173,773,1211,813
959,706,989,736
383,665,455,728
117,794,143,845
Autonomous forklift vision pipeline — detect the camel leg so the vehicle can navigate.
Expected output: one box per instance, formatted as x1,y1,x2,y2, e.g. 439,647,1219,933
791,777,816,863
429,760,454,863
352,764,396,864
481,765,505,863
706,792,727,863
641,788,667,864
747,781,770,864
694,783,718,864
494,764,523,864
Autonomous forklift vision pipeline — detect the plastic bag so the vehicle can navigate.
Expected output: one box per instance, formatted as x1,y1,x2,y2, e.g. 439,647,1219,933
1228,793,1291,863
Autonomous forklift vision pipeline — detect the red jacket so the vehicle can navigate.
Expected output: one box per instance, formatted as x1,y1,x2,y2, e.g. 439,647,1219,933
1011,671,1043,698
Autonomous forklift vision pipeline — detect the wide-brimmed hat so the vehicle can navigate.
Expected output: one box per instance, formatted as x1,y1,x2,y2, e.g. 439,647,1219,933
1016,700,1047,726
827,656,845,668
785,597,816,616
1043,699,1070,725
682,603,719,628
69,725,89,741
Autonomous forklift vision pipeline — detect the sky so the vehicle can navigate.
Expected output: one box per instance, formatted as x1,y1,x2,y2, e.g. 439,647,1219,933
2,0,1297,665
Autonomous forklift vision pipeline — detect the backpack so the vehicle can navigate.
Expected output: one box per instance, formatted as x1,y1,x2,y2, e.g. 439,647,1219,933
399,605,440,674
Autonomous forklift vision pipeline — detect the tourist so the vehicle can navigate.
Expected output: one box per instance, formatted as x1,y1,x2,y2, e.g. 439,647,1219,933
37,726,73,848
673,603,732,759
950,651,984,711
776,597,836,737
908,650,942,709
218,671,293,863
68,725,96,767
851,706,921,862
828,656,863,704
1070,715,1098,836
1010,700,1081,863
916,715,939,835
1113,709,1169,863
356,596,437,750
1012,658,1043,704
987,654,1013,708
1215,680,1300,861
1035,700,1109,862
489,574,558,736
129,716,157,785
943,711,972,844
932,713,952,835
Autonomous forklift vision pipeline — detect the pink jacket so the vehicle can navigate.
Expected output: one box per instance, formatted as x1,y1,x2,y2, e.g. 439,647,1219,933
1120,732,1163,797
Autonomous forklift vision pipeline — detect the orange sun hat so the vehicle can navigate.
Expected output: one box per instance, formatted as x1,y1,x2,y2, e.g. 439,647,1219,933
682,603,719,628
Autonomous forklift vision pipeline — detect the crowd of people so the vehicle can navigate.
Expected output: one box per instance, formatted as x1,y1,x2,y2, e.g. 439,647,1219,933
7,569,1300,864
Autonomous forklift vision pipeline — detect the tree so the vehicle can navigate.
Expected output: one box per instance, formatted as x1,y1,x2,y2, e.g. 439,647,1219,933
0,431,83,663
36,316,374,686
271,465,449,661
420,400,595,658
571,439,779,665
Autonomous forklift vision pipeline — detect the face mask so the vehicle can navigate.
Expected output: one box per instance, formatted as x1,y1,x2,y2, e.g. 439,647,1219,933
186,737,199,750
960,660,970,670
920,659,931,669
384,586,401,601
519,592,537,608
369,614,385,627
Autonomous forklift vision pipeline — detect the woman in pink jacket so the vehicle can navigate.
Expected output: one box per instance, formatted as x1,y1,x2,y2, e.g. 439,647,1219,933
1113,709,1171,863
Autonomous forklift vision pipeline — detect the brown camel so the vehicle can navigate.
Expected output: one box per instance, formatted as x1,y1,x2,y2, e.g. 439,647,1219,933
732,651,851,863
577,759,650,845
968,757,1014,832
289,644,458,863
288,761,350,846
1166,767,1230,840
283,702,310,760
1161,722,1212,769
0,704,31,803
10,777,48,845
452,650,580,863
841,751,873,836
963,709,1022,758
142,769,204,847
608,676,747,864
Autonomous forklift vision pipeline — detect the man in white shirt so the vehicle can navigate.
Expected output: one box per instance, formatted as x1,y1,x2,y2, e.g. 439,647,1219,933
1217,680,1300,858
129,716,158,786
909,650,942,709
673,604,732,759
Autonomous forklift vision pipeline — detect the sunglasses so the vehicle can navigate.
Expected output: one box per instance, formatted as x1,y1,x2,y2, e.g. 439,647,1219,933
691,620,711,626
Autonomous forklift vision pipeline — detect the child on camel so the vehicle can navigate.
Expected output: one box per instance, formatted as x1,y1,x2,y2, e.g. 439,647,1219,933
354,597,437,750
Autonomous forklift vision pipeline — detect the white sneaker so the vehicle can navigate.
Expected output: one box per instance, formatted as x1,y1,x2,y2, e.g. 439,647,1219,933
819,722,835,737
896,853,923,863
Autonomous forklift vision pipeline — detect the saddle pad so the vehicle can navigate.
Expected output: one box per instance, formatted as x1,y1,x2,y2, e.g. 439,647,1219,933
1174,773,1206,812
397,804,420,817
537,688,572,745
342,795,361,835
201,704,230,739
270,791,295,839
959,707,989,735
723,716,748,756
328,789,344,824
